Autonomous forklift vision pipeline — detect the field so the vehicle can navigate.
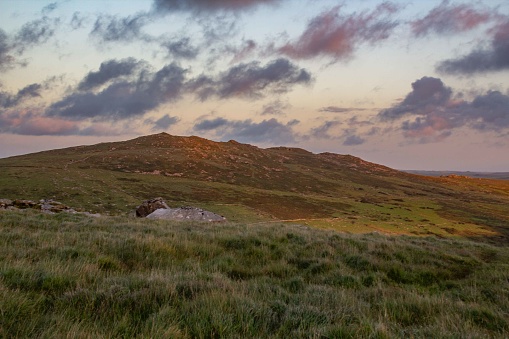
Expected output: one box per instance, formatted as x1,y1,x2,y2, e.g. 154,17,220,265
1,210,508,338
1,133,509,243
1,133,509,337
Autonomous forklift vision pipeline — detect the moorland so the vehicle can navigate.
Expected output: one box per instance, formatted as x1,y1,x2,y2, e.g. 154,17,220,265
1,132,508,337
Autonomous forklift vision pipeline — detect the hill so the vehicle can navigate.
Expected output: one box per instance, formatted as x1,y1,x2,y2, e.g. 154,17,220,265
1,132,508,242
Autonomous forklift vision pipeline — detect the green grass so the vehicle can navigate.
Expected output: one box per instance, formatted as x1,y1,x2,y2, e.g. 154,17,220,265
1,133,509,243
1,210,508,338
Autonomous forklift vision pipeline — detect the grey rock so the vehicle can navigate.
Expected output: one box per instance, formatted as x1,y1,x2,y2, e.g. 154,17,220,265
39,199,70,213
146,207,226,222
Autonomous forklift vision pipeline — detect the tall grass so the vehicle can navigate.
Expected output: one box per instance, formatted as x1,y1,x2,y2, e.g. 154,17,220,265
1,210,508,338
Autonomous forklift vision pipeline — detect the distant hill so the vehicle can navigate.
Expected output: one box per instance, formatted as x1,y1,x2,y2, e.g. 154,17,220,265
1,132,508,242
403,170,509,180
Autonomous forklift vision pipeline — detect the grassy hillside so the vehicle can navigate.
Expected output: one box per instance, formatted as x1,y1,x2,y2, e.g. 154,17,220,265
1,133,508,242
1,210,508,338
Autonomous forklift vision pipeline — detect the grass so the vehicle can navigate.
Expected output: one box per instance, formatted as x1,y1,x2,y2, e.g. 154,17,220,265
1,133,509,244
1,210,509,338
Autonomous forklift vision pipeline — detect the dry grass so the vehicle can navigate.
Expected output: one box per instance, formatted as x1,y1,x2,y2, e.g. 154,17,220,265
1,210,508,338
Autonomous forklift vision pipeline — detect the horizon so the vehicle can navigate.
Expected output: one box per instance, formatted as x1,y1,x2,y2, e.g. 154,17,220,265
1,0,508,172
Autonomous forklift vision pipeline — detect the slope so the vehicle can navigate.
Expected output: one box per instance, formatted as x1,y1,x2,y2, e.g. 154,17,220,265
1,133,508,242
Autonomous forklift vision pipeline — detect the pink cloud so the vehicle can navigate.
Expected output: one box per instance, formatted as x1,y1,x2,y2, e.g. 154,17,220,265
411,0,493,37
276,3,399,61
12,117,79,136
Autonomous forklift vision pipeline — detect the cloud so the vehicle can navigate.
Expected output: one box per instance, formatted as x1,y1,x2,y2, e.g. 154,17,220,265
194,117,229,131
343,134,365,146
70,12,88,30
378,76,509,142
14,17,60,52
1,17,60,71
310,120,342,139
0,29,15,71
0,83,42,108
152,0,282,13
90,12,151,43
42,2,58,15
469,90,509,130
260,99,288,115
194,117,298,144
146,114,180,131
274,3,399,61
47,62,187,121
319,106,368,113
436,20,509,74
229,39,257,63
77,58,144,91
161,37,199,59
411,0,493,37
189,58,311,100
7,117,79,136
379,76,452,120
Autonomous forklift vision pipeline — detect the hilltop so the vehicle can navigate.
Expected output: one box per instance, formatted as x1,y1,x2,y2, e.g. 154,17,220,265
1,132,508,242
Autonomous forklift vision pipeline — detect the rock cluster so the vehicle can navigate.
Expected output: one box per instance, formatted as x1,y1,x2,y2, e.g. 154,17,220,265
136,198,226,222
0,198,100,217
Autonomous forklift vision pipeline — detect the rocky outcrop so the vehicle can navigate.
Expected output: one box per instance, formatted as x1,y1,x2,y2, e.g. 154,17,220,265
0,198,100,217
136,197,170,217
146,206,226,222
136,197,226,222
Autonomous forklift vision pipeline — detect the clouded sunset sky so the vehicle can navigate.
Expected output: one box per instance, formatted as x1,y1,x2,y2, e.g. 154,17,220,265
1,0,508,171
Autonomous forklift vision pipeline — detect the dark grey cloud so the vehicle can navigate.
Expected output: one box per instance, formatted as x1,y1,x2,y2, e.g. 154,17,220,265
14,17,60,52
310,120,342,139
0,29,15,71
378,76,509,142
469,90,509,130
194,117,298,144
47,62,187,121
343,134,365,146
90,12,151,43
194,117,229,131
275,3,399,62
161,37,199,59
379,77,452,120
1,17,59,71
152,0,282,13
411,1,493,37
78,58,144,91
189,58,311,100
146,114,180,131
436,21,509,74
260,99,288,115
70,12,87,30
319,106,368,113
42,2,58,15
0,83,42,108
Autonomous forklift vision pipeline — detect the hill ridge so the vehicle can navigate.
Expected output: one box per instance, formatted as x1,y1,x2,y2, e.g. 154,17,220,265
1,132,508,243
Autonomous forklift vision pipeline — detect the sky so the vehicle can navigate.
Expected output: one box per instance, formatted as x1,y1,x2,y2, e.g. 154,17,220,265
0,0,508,171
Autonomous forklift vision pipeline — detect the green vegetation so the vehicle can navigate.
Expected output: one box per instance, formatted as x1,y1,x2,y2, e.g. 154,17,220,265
1,210,508,338
1,133,509,243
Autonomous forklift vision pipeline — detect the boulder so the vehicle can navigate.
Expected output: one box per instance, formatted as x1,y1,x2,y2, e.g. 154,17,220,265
39,199,71,213
136,197,170,217
13,199,38,209
0,199,13,209
146,207,226,222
